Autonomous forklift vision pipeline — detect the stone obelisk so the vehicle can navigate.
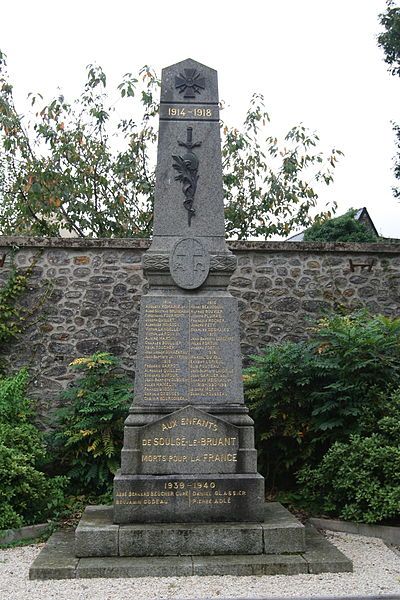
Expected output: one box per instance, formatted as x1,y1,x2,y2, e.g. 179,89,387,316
113,58,265,523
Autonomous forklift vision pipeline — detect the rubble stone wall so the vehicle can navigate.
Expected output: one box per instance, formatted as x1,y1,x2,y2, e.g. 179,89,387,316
1,237,399,420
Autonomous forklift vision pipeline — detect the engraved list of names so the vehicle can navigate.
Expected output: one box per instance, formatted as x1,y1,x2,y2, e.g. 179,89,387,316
140,297,238,404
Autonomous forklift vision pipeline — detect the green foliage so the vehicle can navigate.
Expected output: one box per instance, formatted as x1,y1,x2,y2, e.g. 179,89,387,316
392,122,400,200
0,250,52,372
51,352,132,494
244,342,320,485
303,209,377,242
378,1,400,77
0,50,342,239
0,253,32,348
221,94,342,238
0,369,66,530
377,1,400,199
0,51,158,238
297,388,400,523
244,311,400,488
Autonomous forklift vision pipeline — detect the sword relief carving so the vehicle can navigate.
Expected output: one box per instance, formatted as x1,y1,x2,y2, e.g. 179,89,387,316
172,127,202,226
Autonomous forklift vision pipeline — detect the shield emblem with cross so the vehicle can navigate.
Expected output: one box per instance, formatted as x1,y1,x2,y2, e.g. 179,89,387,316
170,238,210,289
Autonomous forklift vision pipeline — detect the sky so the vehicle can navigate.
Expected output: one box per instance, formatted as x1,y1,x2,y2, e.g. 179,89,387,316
1,0,400,237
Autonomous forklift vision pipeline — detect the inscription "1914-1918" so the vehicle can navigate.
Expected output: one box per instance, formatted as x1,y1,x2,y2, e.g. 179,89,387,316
160,105,218,120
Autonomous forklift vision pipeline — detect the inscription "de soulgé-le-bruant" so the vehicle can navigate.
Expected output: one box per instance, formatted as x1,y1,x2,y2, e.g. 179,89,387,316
142,436,236,447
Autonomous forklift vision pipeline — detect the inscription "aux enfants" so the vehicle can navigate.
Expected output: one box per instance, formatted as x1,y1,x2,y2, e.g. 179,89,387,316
161,417,218,431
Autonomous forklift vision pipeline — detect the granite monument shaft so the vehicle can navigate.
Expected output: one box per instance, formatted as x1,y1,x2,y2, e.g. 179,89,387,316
113,58,265,523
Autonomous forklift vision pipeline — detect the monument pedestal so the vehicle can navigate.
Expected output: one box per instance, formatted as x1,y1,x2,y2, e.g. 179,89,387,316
114,401,265,524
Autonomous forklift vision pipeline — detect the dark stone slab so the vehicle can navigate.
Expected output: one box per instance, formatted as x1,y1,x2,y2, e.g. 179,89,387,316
29,531,78,580
152,118,226,243
75,505,119,558
191,554,308,576
133,295,244,408
76,555,193,578
263,502,306,553
119,521,263,557
114,472,265,523
303,524,353,574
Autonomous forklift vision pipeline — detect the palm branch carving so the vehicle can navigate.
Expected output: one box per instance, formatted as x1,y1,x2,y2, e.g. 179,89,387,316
172,127,201,226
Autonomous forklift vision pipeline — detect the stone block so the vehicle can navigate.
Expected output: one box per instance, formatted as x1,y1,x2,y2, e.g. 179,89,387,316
262,502,306,553
76,556,193,578
303,524,353,574
29,531,78,580
119,521,263,556
133,295,244,408
122,406,240,476
75,505,119,557
192,554,308,576
114,472,265,523
74,502,305,558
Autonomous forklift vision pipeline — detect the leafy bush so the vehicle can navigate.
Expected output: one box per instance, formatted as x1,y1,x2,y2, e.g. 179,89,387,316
297,388,400,523
244,341,321,485
51,352,132,494
303,209,377,242
0,369,66,529
244,311,400,488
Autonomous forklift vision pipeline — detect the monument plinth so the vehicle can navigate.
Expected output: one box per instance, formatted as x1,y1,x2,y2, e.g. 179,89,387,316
29,59,353,579
113,57,265,524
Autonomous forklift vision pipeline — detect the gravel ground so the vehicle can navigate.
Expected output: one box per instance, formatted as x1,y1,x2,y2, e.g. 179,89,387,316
0,531,400,600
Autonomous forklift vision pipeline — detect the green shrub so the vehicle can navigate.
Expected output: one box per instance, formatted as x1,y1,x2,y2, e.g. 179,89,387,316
245,310,400,488
243,341,322,486
303,208,377,242
0,369,66,530
297,388,400,523
51,352,132,494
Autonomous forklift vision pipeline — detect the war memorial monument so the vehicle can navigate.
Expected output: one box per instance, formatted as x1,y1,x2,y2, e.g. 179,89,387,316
30,59,352,578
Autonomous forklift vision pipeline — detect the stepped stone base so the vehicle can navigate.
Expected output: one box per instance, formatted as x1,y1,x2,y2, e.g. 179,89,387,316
75,502,305,557
29,503,353,579
29,524,352,580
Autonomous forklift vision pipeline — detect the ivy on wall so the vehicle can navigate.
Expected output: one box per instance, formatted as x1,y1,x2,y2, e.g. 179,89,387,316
0,249,51,368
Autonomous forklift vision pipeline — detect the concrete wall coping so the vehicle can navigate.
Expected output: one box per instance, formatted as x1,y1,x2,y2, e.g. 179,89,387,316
0,236,399,255
0,522,50,545
309,517,400,547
